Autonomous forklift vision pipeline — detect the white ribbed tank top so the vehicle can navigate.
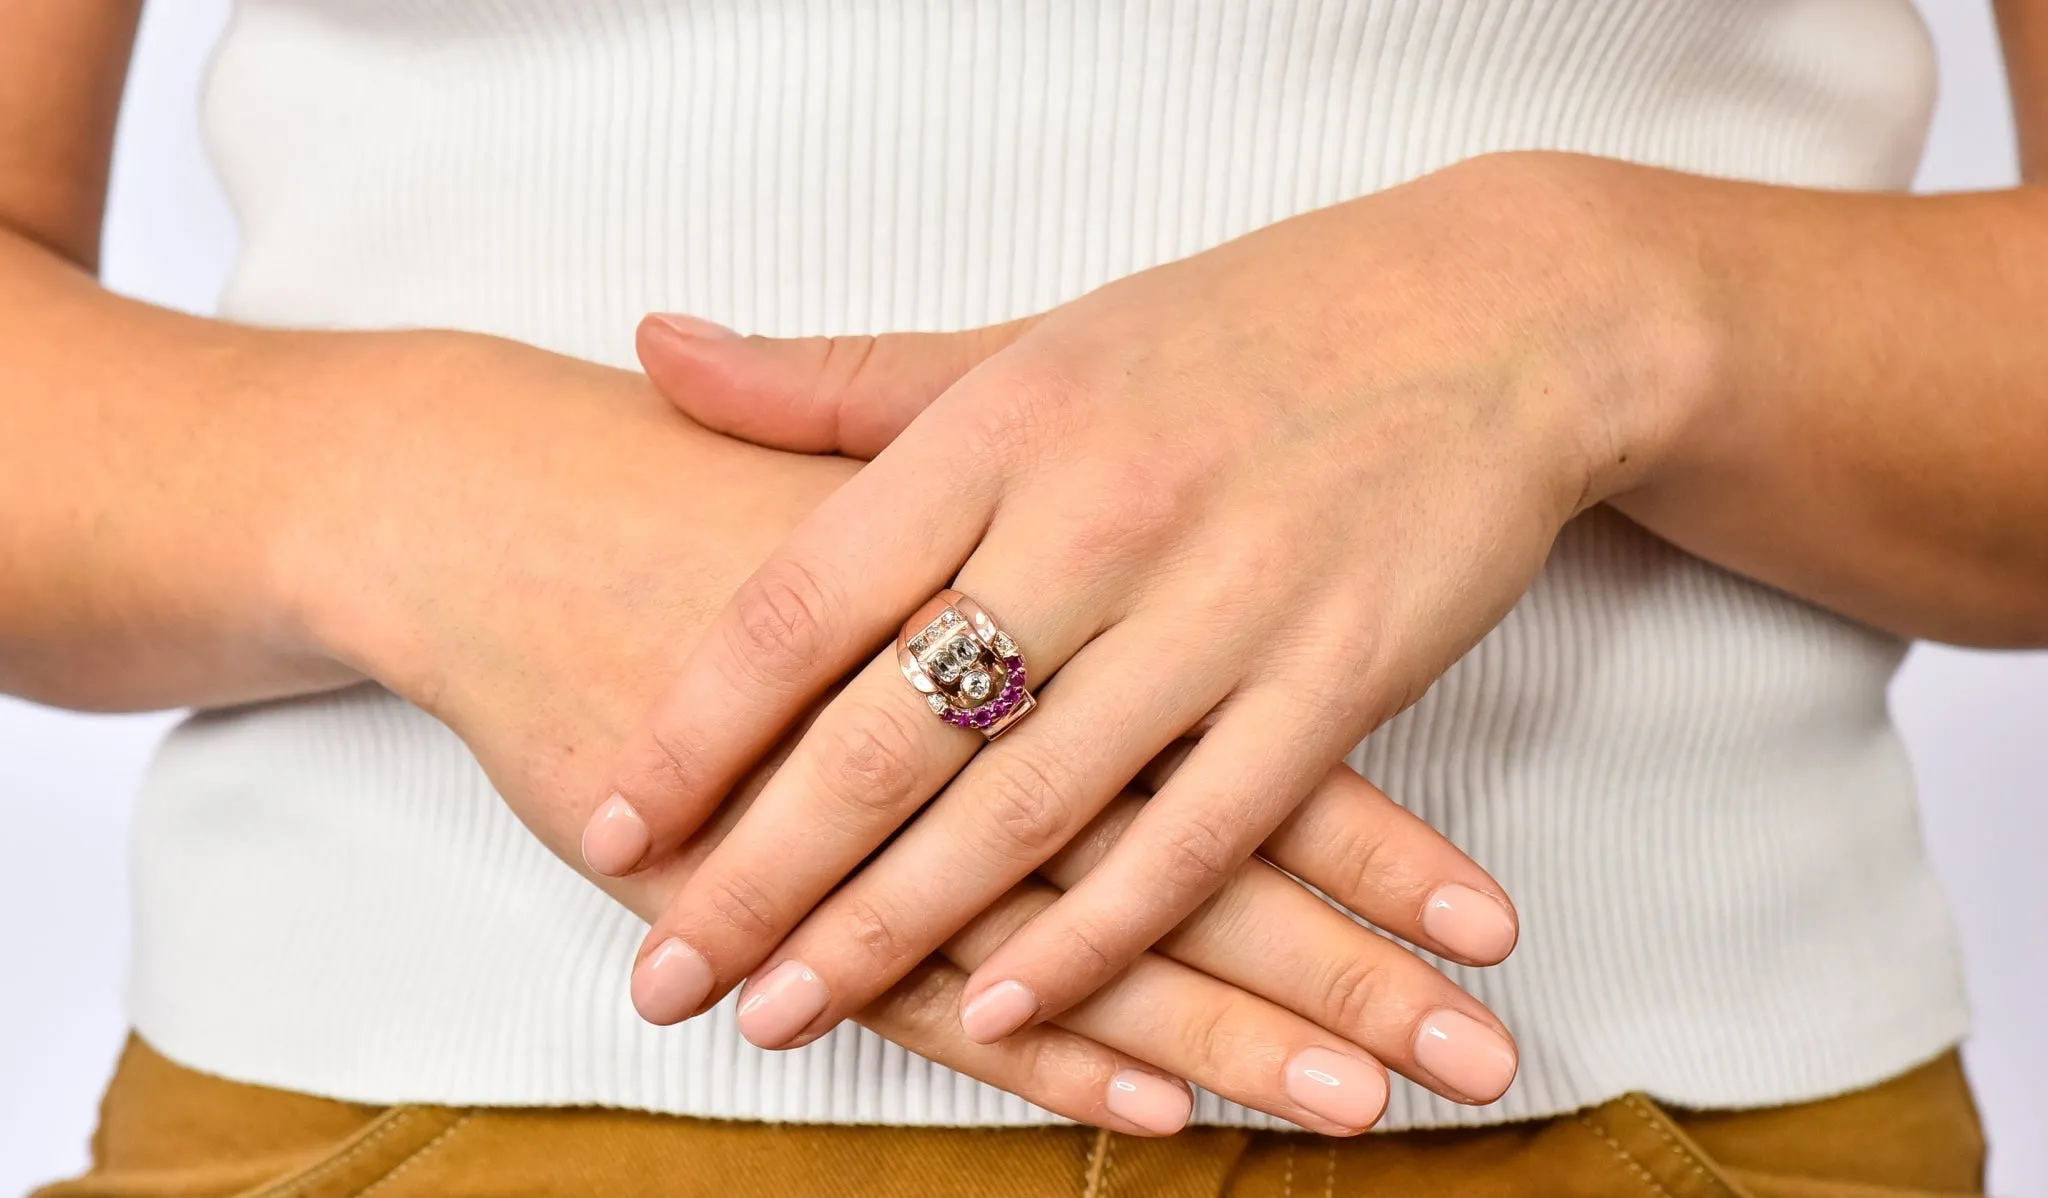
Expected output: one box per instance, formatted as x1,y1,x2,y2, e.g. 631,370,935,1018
129,0,1967,1130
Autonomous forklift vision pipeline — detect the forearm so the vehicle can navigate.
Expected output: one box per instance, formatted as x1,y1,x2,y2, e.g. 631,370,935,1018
1544,154,2048,645
0,230,361,709
0,222,856,720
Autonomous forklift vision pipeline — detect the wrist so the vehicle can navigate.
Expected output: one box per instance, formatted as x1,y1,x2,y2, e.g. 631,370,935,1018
1433,151,1729,514
267,328,858,706
254,327,511,686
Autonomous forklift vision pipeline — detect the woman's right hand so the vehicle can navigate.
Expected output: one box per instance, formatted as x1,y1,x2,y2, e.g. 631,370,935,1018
274,329,860,870
274,329,1515,1134
675,750,1521,1136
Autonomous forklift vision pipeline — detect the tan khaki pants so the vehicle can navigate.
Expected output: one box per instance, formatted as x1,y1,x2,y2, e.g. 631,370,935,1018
37,1035,1985,1197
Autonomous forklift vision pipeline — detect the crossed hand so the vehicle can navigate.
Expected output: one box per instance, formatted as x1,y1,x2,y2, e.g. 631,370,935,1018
570,163,1632,1134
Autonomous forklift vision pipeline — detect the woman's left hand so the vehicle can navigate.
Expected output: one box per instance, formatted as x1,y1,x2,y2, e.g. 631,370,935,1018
601,152,1691,1050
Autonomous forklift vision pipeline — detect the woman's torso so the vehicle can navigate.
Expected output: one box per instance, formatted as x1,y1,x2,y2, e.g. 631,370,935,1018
127,0,1965,1130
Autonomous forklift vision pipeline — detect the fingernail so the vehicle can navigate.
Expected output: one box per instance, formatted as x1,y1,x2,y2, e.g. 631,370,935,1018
959,980,1039,1044
1422,884,1518,963
1415,1009,1518,1103
651,313,741,340
630,937,714,1025
581,794,651,877
736,960,830,1048
1105,1069,1192,1135
1283,1047,1388,1132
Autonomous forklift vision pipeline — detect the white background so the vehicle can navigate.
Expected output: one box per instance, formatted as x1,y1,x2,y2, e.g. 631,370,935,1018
2,1,2042,1193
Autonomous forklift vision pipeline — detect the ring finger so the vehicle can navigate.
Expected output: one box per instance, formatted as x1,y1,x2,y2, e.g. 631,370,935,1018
719,612,1238,1048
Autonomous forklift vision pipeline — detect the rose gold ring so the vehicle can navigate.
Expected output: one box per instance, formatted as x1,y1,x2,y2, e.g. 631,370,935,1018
897,589,1035,740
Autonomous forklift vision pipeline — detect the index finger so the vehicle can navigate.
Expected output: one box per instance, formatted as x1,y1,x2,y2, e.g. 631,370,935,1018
584,431,1001,877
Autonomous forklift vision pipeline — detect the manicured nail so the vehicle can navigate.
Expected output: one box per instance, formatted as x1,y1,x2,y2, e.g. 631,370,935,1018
736,960,830,1048
1105,1069,1192,1134
1415,1009,1518,1103
581,794,651,877
1283,1047,1388,1132
651,313,741,340
1422,884,1518,963
630,937,713,1025
959,980,1039,1044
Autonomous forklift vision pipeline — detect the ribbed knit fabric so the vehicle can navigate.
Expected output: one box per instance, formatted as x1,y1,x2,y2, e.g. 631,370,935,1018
127,0,1967,1131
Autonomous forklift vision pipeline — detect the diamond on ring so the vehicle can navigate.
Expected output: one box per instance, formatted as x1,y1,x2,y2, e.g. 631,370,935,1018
896,590,1037,740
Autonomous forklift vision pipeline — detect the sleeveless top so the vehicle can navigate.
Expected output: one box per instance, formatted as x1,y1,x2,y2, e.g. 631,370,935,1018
128,0,1965,1130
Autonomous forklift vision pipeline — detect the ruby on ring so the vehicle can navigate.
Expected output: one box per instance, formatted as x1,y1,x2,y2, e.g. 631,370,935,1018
896,589,1036,740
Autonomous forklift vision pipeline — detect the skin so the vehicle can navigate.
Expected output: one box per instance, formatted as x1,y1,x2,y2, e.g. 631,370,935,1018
599,0,2048,1075
0,0,1531,1136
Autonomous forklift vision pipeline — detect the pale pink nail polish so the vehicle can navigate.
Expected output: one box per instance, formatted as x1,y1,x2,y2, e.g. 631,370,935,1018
1415,1009,1519,1103
650,313,740,340
959,980,1039,1044
1283,1047,1388,1131
581,794,650,877
1105,1070,1192,1134
630,937,713,1025
1422,884,1518,963
736,960,830,1048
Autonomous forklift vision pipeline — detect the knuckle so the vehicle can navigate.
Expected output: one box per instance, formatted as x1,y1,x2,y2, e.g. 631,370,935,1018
814,334,880,405
1175,867,1256,945
973,752,1081,863
1054,915,1124,981
1179,1003,1236,1081
1009,1029,1111,1116
1011,1031,1067,1089
1321,619,1382,679
701,869,786,942
835,892,915,972
1154,817,1239,898
1041,471,1202,580
1321,812,1402,911
1044,509,1161,582
725,560,838,681
817,704,929,820
1173,998,1232,1076
643,722,708,807
882,961,960,1032
1318,953,1391,1036
968,371,1086,466
1113,458,1206,538
1305,613,1413,727
1174,995,1272,1088
1173,527,1291,623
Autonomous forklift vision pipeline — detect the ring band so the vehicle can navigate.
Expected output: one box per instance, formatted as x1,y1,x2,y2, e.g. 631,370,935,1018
897,589,1036,740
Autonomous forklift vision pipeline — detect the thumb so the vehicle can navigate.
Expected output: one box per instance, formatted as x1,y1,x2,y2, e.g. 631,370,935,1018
637,313,1034,459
